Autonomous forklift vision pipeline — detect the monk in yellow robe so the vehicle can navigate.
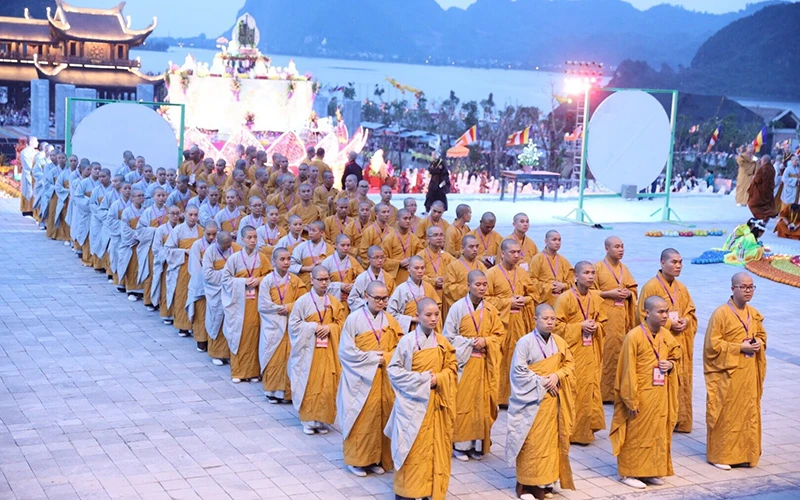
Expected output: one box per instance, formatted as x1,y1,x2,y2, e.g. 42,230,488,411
349,180,375,221
213,189,243,241
289,220,332,287
313,171,339,218
554,261,607,444
344,201,371,261
416,226,454,305
529,230,574,307
164,205,204,336
704,272,767,470
338,281,403,477
594,236,638,403
444,203,471,258
736,144,757,206
415,200,450,239
468,211,504,268
611,296,681,490
506,304,576,500
267,174,299,231
401,198,422,235
498,213,539,271
120,190,145,299
222,226,271,382
378,184,399,226
320,234,364,314
287,265,345,434
259,246,307,402
443,234,487,312
386,298,457,500
246,168,271,205
487,239,535,407
287,183,321,231
256,205,285,264
638,248,697,433
382,208,423,285
187,221,217,352
444,270,503,461
202,230,239,366
324,198,351,245
358,203,393,265
207,159,229,193
335,174,359,216
387,256,442,333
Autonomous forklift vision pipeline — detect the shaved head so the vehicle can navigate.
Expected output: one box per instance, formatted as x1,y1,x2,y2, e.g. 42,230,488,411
732,272,752,286
417,297,438,314
661,248,680,262
272,247,290,262
545,230,560,239
311,265,328,279
644,295,668,312
535,303,554,316
480,212,496,223
217,231,232,245
604,236,622,249
366,280,387,296
574,260,593,273
367,245,384,258
467,269,486,285
500,238,520,252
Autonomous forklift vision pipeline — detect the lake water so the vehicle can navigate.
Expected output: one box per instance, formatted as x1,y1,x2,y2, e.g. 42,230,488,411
131,47,800,116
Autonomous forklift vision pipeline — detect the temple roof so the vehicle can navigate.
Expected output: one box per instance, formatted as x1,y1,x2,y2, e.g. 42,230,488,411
0,15,52,43
32,58,163,87
47,1,156,45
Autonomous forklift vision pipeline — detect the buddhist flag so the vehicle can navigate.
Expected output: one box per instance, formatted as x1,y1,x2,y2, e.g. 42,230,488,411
455,125,477,147
705,124,720,153
506,127,530,147
752,126,768,153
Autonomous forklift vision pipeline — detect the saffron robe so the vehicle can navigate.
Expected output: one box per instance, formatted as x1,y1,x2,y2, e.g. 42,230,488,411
202,243,240,360
610,325,681,478
213,206,243,240
703,302,767,467
443,298,503,453
638,271,698,432
443,222,470,259
387,279,442,333
736,152,757,205
287,291,345,424
414,216,450,240
416,248,454,306
468,228,504,264
287,201,322,228
382,229,423,285
344,217,369,260
529,252,575,307
593,259,638,402
358,222,392,266
337,308,402,469
320,252,363,310
385,329,457,500
506,331,576,490
497,232,539,271
313,185,339,218
443,257,487,312
323,214,350,245
163,223,203,330
347,268,396,312
747,162,777,220
267,191,299,230
289,239,333,288
554,289,608,444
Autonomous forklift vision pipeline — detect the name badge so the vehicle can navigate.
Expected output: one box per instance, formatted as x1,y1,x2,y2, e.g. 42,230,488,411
582,334,592,346
245,286,256,300
519,263,529,271
316,336,329,348
668,311,679,322
653,366,666,386
614,299,625,307
470,350,483,358
189,174,196,184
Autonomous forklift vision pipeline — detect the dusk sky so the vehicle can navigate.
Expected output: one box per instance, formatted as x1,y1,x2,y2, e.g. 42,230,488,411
66,0,795,37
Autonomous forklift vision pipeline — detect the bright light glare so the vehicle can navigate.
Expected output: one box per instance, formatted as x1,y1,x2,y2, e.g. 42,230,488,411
564,77,590,95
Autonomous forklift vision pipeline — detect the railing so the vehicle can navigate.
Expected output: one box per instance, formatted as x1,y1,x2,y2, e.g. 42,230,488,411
0,52,140,68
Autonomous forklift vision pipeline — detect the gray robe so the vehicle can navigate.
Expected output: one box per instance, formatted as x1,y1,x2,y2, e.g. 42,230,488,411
117,204,143,286
202,243,233,340
442,297,485,376
347,268,389,312
106,198,131,277
89,183,114,259
53,166,70,227
287,291,331,413
320,252,356,299
186,237,211,322
135,205,167,284
19,145,36,202
256,224,281,249
257,270,294,372
238,214,265,241
221,249,258,355
149,223,175,306
387,279,427,333
71,177,96,245
199,202,221,227
162,223,200,309
505,330,557,466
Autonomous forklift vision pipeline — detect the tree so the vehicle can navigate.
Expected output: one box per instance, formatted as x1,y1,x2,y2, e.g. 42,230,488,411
480,93,496,121
461,101,479,129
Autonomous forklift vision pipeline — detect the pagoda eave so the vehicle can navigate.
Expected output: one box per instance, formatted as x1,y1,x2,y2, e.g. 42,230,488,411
33,64,164,88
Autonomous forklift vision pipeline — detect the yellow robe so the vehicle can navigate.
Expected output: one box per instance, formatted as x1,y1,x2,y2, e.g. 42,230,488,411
262,274,306,397
267,191,299,230
313,185,339,218
287,201,322,228
382,229,423,285
703,302,767,467
208,248,240,360
124,215,142,293
554,289,607,444
344,218,369,258
443,257,487,311
293,241,332,288
343,319,402,470
247,183,270,204
230,260,270,380
450,300,503,452
486,264,534,405
610,325,681,478
310,159,331,182
325,254,363,314
736,153,757,205
497,233,539,271
414,216,450,240
207,172,228,192
529,252,574,307
334,189,357,213
297,297,345,424
392,334,458,500
173,229,204,331
348,196,375,220
323,215,350,245
593,260,638,403
416,248,455,304
516,334,576,490
468,228,504,263
444,222,470,259
358,222,392,266
638,272,698,433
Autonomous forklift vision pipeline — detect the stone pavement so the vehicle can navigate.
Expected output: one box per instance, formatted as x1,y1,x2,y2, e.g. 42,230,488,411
1,197,800,500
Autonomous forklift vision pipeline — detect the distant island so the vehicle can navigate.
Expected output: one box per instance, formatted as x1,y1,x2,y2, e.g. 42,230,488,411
136,40,169,53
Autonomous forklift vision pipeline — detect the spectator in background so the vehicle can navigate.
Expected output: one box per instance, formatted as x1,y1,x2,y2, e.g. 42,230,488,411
341,151,363,188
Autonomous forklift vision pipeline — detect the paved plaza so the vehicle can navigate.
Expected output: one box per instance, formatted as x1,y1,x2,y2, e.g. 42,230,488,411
1,195,800,500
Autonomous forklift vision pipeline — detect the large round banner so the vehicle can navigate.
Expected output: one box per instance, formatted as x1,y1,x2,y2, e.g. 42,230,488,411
586,90,671,193
72,103,178,171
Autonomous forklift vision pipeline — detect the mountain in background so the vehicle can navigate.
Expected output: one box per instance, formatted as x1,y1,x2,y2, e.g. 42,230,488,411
610,2,800,99
221,0,783,68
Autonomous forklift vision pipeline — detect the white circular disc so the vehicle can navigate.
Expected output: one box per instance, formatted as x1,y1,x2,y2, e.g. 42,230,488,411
586,90,671,193
72,103,177,171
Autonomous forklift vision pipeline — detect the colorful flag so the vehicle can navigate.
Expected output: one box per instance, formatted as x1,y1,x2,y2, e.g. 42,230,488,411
752,126,768,153
705,125,721,153
688,124,699,134
455,125,477,147
564,126,583,142
505,127,530,147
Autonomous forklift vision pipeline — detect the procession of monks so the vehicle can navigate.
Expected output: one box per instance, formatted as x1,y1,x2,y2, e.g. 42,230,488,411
22,145,769,500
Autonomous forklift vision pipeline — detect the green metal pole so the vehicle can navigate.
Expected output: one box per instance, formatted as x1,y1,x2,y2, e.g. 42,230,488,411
65,97,72,157
661,90,679,221
577,87,591,223
178,104,186,168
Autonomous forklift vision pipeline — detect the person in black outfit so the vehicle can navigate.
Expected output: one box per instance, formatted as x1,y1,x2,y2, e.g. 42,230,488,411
340,151,363,188
425,150,449,212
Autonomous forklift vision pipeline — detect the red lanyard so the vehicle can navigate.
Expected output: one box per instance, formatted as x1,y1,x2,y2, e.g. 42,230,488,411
363,308,385,344
603,259,623,286
534,330,552,359
640,324,662,362
498,264,517,294
332,253,349,281
655,273,677,306
545,253,559,279
395,229,410,255
311,292,329,322
273,272,289,303
240,250,258,278
571,288,591,320
465,297,484,333
726,300,752,338
425,248,441,274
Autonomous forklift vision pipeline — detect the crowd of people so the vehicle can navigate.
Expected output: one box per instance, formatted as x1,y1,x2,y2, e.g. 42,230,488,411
17,137,768,500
